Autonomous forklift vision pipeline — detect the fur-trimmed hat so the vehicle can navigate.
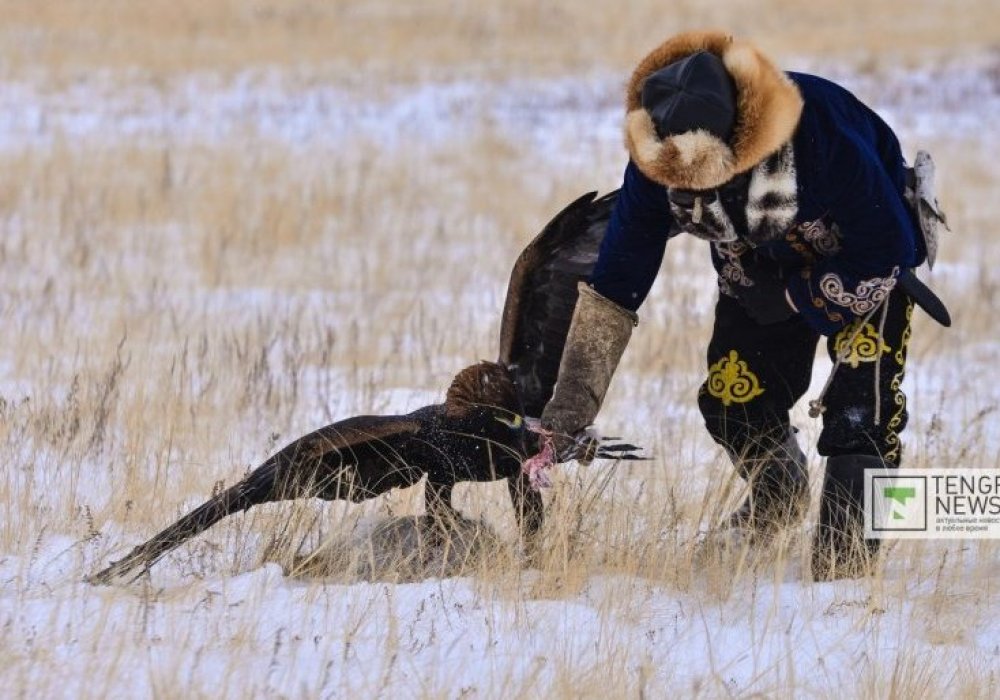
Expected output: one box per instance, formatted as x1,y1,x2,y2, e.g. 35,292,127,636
625,31,804,191
640,50,736,142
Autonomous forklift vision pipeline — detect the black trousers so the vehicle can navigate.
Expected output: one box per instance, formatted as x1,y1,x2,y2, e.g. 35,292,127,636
697,287,914,465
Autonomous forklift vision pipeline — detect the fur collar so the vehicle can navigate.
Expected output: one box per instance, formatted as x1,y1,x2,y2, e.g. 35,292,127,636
624,30,804,191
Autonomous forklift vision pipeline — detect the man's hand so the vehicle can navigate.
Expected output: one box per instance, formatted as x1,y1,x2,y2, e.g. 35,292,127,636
736,255,796,325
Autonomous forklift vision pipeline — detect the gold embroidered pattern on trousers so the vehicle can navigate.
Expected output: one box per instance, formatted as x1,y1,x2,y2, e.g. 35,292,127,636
707,350,765,406
833,321,892,369
884,300,914,464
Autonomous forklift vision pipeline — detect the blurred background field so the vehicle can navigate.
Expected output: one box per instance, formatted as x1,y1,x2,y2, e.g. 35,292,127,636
1,0,996,79
0,2,998,697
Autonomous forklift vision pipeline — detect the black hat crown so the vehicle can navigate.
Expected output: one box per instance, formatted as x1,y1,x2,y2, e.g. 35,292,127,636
640,50,737,142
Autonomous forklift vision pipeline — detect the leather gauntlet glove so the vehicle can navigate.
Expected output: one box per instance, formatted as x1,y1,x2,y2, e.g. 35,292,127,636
540,283,637,462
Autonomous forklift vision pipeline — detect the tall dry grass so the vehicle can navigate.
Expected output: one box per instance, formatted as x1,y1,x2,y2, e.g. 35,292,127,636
1,0,997,81
1,1,998,697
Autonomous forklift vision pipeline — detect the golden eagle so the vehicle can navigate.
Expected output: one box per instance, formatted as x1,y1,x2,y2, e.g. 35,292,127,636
89,191,638,584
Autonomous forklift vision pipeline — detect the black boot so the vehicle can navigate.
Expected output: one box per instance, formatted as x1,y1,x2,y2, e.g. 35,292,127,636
729,432,809,534
812,454,887,581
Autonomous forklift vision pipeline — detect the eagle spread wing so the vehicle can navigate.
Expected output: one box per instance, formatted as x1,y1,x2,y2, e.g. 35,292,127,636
497,190,618,417
88,415,426,584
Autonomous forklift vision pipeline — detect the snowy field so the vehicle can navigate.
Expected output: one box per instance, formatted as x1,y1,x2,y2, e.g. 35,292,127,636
1,4,999,698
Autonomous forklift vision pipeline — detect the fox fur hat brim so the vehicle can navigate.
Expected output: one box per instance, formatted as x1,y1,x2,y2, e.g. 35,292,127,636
624,30,804,191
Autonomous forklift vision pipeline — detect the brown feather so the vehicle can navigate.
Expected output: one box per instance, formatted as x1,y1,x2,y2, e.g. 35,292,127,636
444,361,519,418
497,242,543,367
303,420,422,459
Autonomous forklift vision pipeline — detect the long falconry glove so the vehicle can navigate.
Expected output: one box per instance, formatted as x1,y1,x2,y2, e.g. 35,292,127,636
540,282,637,464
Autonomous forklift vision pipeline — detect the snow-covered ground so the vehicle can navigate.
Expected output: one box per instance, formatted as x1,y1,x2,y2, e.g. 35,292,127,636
1,48,999,698
5,547,1000,697
0,52,994,153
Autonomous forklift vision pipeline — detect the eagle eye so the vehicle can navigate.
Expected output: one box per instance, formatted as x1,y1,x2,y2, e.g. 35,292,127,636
493,413,523,429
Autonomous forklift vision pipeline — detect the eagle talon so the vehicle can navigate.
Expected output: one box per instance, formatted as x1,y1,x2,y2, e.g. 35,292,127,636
521,422,648,490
